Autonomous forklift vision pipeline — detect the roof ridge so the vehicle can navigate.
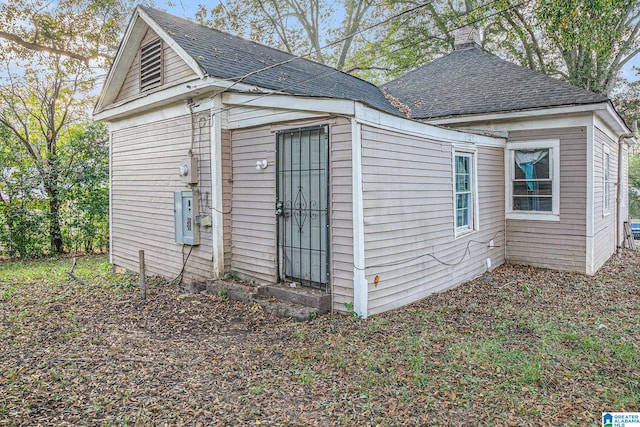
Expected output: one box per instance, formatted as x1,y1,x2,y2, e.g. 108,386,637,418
380,45,609,119
383,46,607,101
138,5,383,93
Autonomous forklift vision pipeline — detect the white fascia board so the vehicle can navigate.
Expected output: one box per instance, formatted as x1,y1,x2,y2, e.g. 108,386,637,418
222,92,356,115
354,103,505,147
95,77,278,122
452,115,593,133
586,122,595,274
226,111,329,130
137,7,206,79
351,118,368,319
594,112,636,146
104,102,191,132
599,102,631,136
94,11,148,113
94,78,204,122
426,103,610,127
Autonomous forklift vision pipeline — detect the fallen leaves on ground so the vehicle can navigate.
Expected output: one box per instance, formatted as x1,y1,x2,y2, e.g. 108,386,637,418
0,252,639,426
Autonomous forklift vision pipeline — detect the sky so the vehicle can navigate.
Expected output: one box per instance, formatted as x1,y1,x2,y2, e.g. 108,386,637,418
0,0,637,84
157,0,640,83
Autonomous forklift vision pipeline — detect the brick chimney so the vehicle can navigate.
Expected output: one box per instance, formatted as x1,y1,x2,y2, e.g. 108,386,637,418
453,27,481,50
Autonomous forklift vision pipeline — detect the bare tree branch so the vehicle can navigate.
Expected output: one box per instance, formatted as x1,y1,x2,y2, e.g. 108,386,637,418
0,30,108,65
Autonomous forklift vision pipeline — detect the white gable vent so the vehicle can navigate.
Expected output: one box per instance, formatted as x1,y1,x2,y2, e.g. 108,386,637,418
140,39,163,92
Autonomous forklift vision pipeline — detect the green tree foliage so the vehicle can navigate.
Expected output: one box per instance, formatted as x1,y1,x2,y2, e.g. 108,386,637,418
195,0,390,71
0,77,109,257
356,0,640,94
59,122,109,253
0,0,133,67
614,74,640,125
534,0,640,96
0,0,131,257
628,153,640,218
0,125,49,257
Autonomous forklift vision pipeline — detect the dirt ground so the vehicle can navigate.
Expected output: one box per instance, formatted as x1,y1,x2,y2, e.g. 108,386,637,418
1,251,639,426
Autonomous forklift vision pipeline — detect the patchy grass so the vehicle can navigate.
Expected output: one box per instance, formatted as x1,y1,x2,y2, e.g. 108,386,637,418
1,252,639,425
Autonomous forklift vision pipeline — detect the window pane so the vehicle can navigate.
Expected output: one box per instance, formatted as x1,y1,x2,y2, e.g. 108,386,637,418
455,156,470,192
513,180,552,196
513,196,552,211
604,152,610,211
454,153,473,231
457,193,469,209
456,174,469,192
456,155,469,173
456,194,470,228
514,149,550,180
511,147,554,213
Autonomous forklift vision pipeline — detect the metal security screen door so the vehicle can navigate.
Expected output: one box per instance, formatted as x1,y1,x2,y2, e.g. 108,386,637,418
276,126,329,290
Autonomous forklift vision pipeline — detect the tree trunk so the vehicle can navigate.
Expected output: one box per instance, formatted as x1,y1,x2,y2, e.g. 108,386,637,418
48,185,64,254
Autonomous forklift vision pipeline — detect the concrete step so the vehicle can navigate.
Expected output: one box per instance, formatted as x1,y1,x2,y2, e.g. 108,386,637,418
181,279,326,321
256,284,330,314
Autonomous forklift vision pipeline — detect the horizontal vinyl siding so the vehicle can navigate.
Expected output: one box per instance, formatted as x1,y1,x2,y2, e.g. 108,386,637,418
506,127,587,272
115,49,141,103
592,126,618,270
163,41,196,83
230,126,277,283
110,111,214,281
229,117,352,301
330,118,354,310
361,126,505,315
222,129,232,272
114,28,197,104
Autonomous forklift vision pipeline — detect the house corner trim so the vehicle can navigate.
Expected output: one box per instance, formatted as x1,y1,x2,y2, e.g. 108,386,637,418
108,130,113,265
586,123,596,274
211,96,225,277
351,118,368,318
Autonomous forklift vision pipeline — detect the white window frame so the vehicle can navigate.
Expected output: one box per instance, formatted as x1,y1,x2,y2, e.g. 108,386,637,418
505,139,560,221
603,145,611,216
453,146,478,237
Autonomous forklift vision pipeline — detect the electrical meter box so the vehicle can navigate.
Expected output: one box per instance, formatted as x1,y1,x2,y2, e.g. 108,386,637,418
179,157,199,185
174,191,200,245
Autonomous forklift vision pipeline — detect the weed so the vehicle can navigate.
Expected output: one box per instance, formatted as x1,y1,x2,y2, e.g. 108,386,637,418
0,286,17,299
250,385,265,394
287,327,304,342
61,328,81,340
219,288,228,300
344,302,362,321
299,371,313,384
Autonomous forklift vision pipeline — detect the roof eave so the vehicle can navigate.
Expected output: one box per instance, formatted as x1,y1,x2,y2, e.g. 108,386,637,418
93,7,146,115
137,7,207,79
423,102,625,130
94,76,276,122
93,6,208,117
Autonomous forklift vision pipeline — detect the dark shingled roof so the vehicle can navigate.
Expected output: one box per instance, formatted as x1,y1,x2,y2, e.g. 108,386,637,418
381,45,609,120
141,6,400,115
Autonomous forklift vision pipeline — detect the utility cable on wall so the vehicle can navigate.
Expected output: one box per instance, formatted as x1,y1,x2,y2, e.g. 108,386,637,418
353,231,502,271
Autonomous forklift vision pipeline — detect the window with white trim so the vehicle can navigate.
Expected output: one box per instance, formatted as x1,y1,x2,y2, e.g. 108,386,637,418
454,150,476,235
506,140,560,220
140,39,163,92
603,145,611,215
